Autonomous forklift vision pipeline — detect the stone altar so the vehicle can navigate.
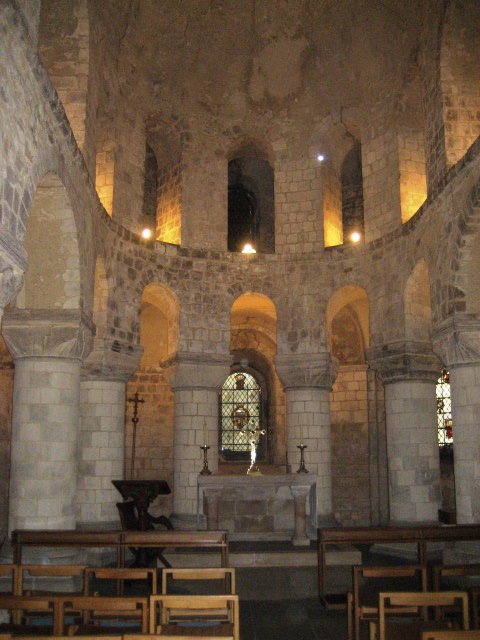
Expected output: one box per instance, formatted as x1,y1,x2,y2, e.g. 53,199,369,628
197,474,316,546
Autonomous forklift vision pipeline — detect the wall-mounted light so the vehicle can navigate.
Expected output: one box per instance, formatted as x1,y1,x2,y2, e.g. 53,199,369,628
242,243,256,254
351,231,361,244
317,154,325,162
141,228,152,240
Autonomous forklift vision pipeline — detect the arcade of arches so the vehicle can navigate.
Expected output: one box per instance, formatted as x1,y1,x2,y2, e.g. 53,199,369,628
0,1,479,556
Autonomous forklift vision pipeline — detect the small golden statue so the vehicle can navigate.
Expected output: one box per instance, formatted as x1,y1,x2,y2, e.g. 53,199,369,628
241,419,266,475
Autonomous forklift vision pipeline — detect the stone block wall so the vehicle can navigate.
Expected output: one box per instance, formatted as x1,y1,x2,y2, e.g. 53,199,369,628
125,370,174,516
330,365,370,525
275,158,323,254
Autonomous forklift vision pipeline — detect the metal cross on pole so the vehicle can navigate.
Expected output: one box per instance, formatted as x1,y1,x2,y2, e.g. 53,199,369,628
128,391,145,479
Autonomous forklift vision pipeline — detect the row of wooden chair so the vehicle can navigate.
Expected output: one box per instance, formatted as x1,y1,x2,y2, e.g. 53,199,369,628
0,564,236,598
0,593,239,638
348,563,480,640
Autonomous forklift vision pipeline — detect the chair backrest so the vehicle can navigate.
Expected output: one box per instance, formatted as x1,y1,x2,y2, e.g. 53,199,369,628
149,594,239,640
161,568,235,595
84,567,157,596
59,595,149,635
353,563,428,604
378,591,469,640
17,564,86,595
116,501,140,531
421,631,480,639
0,594,63,635
0,564,18,595
433,563,480,591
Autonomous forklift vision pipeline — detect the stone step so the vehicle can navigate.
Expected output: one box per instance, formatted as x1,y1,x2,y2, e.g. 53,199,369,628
162,543,361,568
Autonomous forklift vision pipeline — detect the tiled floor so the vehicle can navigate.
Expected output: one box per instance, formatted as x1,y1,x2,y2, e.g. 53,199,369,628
237,566,349,640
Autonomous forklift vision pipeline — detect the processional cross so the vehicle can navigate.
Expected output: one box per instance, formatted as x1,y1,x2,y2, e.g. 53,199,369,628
128,391,145,479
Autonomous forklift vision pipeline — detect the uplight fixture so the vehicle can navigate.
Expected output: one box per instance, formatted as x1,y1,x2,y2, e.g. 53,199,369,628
317,154,325,162
351,231,361,244
241,243,257,254
141,228,152,240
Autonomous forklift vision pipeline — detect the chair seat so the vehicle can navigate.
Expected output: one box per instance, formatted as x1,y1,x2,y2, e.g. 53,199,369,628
158,622,235,637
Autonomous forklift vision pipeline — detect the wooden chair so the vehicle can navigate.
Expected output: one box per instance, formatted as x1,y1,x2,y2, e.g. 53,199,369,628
0,594,63,635
421,631,480,639
161,568,236,596
116,501,172,568
17,564,86,595
378,591,470,640
59,595,149,635
433,565,480,629
348,564,427,640
84,566,157,598
0,565,18,594
149,594,239,640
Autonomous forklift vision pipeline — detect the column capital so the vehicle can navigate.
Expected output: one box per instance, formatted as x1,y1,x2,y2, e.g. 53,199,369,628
82,338,143,382
275,352,338,390
432,315,480,368
367,341,441,384
171,352,232,391
2,308,93,361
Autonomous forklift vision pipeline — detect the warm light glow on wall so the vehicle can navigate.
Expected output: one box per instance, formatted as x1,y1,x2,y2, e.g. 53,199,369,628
242,243,257,254
141,228,152,240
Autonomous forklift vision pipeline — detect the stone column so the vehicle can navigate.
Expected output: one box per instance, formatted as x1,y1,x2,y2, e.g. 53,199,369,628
2,309,90,533
433,317,480,525
77,339,143,528
368,341,442,523
275,352,338,526
171,352,231,528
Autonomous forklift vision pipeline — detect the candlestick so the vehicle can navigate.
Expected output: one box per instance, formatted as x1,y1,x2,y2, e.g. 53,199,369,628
200,445,211,475
297,444,309,474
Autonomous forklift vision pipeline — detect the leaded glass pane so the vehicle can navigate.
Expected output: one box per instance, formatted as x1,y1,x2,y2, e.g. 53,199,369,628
220,371,263,459
436,369,453,449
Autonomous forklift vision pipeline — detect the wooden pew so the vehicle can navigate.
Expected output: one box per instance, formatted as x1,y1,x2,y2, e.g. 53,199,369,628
318,524,480,608
161,568,236,596
84,566,157,598
11,529,229,569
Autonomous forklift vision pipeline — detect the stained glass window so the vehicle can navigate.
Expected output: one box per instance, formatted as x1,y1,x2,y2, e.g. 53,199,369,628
436,369,453,449
220,371,263,460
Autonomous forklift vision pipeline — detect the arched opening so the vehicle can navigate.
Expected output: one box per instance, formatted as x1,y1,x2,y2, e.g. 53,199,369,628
125,284,179,514
341,143,365,243
228,142,275,254
220,292,283,470
327,285,375,525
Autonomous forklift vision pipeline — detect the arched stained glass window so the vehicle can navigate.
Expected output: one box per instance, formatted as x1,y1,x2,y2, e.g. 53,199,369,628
220,371,263,460
436,369,453,449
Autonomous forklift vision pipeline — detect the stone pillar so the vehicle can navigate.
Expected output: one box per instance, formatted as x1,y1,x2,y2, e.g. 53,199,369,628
2,309,90,533
275,352,337,526
171,352,231,527
77,339,143,528
433,317,480,525
368,342,442,523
